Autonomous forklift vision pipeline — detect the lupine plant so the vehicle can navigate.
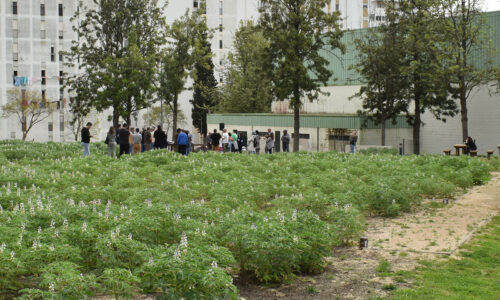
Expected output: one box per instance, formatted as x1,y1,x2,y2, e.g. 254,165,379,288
0,140,494,298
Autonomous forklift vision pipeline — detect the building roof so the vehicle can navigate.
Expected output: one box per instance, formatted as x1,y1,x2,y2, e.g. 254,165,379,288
325,10,500,86
207,113,412,129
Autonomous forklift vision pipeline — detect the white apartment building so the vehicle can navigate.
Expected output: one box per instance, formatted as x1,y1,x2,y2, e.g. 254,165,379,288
333,0,395,29
0,0,262,142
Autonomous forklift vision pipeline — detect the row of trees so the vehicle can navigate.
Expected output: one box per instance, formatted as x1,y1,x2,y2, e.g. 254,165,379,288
352,0,497,154
220,0,499,154
65,0,217,141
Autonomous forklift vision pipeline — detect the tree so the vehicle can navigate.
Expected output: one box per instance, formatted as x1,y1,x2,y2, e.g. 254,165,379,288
1,89,55,141
440,0,497,142
142,105,186,135
191,15,218,139
219,21,274,113
395,0,457,154
352,0,408,145
259,0,344,152
156,11,197,141
65,0,165,127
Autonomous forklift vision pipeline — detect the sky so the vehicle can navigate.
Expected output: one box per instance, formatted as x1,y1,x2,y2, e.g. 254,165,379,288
484,0,500,11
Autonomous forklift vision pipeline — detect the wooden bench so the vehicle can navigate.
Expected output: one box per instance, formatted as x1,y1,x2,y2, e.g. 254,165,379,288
443,149,451,156
487,150,494,160
469,150,478,157
453,144,467,156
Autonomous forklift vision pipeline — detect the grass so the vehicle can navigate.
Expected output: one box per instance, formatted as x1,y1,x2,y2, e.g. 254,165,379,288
392,216,500,300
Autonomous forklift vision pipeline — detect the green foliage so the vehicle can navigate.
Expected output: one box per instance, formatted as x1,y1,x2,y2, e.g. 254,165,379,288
352,1,409,146
65,0,166,126
385,0,458,154
0,141,493,297
439,0,497,141
259,0,344,151
219,21,274,113
191,15,218,137
100,268,139,299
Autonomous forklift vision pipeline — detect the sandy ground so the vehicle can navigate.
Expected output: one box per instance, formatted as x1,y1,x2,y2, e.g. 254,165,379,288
238,172,500,300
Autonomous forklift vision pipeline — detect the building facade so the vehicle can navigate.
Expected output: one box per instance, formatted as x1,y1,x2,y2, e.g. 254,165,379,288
0,0,262,142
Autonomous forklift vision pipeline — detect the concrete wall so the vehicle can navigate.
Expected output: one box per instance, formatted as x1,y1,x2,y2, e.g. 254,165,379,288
271,83,500,155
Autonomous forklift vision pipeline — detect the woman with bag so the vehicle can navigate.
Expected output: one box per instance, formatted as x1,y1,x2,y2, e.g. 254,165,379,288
106,127,117,157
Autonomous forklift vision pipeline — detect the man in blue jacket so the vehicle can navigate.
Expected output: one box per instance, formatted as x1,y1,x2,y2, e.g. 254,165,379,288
177,129,189,155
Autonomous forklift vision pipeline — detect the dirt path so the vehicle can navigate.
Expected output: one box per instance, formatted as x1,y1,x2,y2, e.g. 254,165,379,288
238,172,500,300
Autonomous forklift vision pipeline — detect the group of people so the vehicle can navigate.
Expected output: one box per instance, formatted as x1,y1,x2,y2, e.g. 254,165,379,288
82,123,297,157
207,128,291,154
81,123,194,157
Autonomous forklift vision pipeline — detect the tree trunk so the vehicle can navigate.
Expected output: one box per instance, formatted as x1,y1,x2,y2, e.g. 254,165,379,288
22,132,27,141
113,109,120,128
172,93,178,141
381,118,386,146
292,88,301,152
460,89,468,142
413,98,421,155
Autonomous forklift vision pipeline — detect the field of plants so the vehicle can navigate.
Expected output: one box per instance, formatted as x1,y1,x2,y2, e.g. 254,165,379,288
0,141,495,299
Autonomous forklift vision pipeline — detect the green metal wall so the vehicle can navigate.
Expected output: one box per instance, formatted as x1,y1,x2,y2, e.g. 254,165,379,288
326,11,500,86
207,114,411,129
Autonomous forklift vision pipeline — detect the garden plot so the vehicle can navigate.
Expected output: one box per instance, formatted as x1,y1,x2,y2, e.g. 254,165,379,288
238,172,500,300
0,141,496,299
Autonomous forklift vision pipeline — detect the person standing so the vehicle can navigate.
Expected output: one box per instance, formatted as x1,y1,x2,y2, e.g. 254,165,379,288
265,133,274,154
154,126,167,149
81,122,93,157
177,129,188,155
231,130,239,153
211,129,221,151
118,124,131,157
221,129,229,153
281,130,291,152
254,130,261,154
237,132,243,153
247,131,256,154
186,131,193,155
349,130,358,153
144,127,153,151
106,127,117,157
128,127,134,154
115,124,121,144
132,128,142,155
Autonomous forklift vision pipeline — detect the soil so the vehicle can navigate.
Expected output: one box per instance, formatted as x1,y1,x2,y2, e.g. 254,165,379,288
237,172,500,300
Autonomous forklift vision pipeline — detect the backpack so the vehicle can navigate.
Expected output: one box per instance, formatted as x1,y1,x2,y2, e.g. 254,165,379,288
253,137,258,148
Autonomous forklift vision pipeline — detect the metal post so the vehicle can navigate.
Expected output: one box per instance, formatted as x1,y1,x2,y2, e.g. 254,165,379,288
317,127,320,152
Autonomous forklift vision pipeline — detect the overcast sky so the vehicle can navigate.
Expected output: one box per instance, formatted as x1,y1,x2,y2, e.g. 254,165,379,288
484,0,500,11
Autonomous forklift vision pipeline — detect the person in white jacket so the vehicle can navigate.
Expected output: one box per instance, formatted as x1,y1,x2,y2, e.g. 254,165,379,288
221,128,229,153
248,131,260,154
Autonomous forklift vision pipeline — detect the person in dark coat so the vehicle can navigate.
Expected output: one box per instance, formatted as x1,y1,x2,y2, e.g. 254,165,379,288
465,136,477,155
81,122,93,156
118,124,131,157
154,125,167,149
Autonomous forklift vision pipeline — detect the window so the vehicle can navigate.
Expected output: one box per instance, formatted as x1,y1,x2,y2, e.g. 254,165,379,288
59,54,63,62
59,71,63,85
363,4,368,9
219,1,223,15
12,20,18,38
13,1,17,15
48,122,53,132
219,24,223,32
41,90,46,100
58,4,63,17
51,46,55,62
41,70,46,85
59,115,64,131
13,71,18,85
193,1,198,8
292,133,310,139
219,40,223,49
335,4,339,11
13,43,18,62
40,4,45,16
58,30,63,39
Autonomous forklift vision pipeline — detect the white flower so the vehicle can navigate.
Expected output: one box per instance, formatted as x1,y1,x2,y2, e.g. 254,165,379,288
9,251,15,261
49,283,55,292
173,247,182,260
180,232,188,248
82,222,87,232
0,243,6,253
